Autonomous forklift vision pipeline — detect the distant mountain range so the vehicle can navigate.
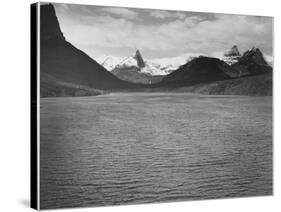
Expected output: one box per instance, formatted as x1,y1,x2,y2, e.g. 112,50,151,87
96,50,182,84
39,3,273,97
229,47,272,77
97,51,183,76
97,45,272,84
96,50,202,84
160,46,272,87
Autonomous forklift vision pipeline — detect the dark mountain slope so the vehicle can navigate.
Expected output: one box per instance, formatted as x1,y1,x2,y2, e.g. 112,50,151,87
40,39,132,89
240,47,268,65
178,72,272,96
229,47,272,77
112,66,163,84
161,56,231,86
40,3,65,41
41,72,105,97
40,3,133,94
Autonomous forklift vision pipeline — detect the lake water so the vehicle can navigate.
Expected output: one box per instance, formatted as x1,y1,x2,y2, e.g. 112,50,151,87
40,93,272,209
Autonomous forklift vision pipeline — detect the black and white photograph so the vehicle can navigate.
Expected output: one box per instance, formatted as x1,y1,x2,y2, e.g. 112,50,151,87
33,1,273,210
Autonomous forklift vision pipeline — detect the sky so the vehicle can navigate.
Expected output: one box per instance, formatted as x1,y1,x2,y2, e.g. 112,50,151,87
53,3,273,62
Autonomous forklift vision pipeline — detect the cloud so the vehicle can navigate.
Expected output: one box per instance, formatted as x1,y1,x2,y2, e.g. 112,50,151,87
101,7,138,19
151,52,207,66
150,10,186,19
55,4,273,60
61,15,207,51
265,55,273,65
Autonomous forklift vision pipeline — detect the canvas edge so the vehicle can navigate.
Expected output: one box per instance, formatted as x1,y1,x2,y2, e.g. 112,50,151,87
30,2,40,210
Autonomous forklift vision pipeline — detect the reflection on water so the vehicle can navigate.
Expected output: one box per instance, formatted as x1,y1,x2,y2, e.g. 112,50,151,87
40,93,272,209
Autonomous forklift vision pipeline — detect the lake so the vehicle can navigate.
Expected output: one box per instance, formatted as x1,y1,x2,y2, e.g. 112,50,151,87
40,93,272,209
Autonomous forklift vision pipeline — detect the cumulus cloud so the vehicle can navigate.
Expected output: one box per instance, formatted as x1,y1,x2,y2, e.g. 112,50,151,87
265,55,273,65
101,7,139,19
150,10,186,19
54,4,273,60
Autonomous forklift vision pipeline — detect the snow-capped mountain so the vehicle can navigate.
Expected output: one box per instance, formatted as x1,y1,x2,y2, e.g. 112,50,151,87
97,47,272,78
221,45,273,66
97,55,123,71
97,53,142,71
222,45,241,65
97,50,189,76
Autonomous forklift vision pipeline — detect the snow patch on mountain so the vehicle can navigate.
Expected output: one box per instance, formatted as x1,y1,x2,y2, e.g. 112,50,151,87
97,47,273,76
97,51,205,76
97,55,123,71
222,45,241,65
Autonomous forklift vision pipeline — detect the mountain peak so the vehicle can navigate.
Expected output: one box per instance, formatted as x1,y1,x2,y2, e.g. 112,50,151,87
97,54,182,75
223,45,241,65
110,49,146,69
241,47,268,65
133,50,146,68
224,45,241,57
40,3,65,41
250,47,259,52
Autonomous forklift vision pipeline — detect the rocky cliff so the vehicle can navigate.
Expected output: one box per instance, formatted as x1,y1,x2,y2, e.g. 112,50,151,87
40,3,133,97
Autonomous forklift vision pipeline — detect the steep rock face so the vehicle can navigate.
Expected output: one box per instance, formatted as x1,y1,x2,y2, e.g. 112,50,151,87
133,50,146,68
40,3,65,41
112,50,145,70
40,3,132,93
161,56,231,86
